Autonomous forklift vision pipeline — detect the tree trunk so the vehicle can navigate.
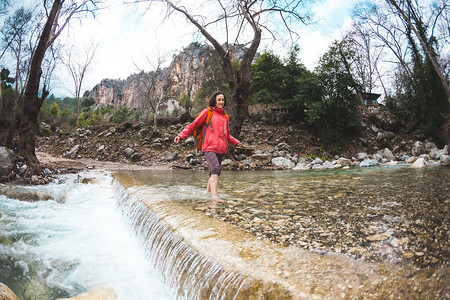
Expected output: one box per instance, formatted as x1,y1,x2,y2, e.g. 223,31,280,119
17,0,61,163
0,84,3,128
387,0,450,104
6,95,20,148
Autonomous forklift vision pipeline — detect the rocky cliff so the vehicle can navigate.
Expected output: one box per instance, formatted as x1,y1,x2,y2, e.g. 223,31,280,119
89,43,214,110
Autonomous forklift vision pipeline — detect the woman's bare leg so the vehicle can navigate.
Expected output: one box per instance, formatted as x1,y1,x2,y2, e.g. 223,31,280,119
206,176,212,194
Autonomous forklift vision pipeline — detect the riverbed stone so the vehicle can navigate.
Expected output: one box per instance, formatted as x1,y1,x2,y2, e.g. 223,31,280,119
166,151,179,162
357,152,368,160
293,162,310,171
221,159,233,167
411,141,425,156
440,155,450,166
406,156,417,164
0,147,14,178
378,148,395,161
311,157,323,165
66,144,80,159
0,282,20,300
412,157,428,168
337,157,352,167
124,147,134,158
271,157,295,169
250,153,273,165
359,159,379,167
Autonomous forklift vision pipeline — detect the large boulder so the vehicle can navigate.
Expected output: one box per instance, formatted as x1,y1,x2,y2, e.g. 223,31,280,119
357,152,368,161
359,159,379,167
271,157,295,169
440,155,450,166
412,157,429,168
378,148,395,161
337,157,352,167
411,141,426,156
0,147,14,178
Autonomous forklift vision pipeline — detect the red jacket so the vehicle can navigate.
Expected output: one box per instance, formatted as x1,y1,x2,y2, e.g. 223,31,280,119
178,107,240,154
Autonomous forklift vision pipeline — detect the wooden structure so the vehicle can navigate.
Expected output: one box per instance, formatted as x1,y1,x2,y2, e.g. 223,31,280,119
360,92,381,112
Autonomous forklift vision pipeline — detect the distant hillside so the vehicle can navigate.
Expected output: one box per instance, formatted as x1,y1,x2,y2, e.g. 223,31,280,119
88,43,217,110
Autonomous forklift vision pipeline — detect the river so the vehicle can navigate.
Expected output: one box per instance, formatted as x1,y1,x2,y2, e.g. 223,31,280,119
0,165,449,299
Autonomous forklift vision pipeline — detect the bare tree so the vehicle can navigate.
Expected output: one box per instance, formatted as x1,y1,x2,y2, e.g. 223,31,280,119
386,0,450,104
353,1,413,77
346,25,388,96
63,41,97,122
140,0,311,137
17,0,100,163
133,53,171,128
2,7,36,147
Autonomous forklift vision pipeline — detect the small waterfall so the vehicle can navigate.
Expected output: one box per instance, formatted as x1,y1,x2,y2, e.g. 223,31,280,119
113,182,247,300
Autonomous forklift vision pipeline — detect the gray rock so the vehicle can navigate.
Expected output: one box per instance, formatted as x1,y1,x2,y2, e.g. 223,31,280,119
221,159,233,167
68,138,74,147
371,125,379,133
312,163,327,170
166,151,179,162
322,161,335,169
378,148,395,161
411,141,425,156
124,147,134,158
373,153,383,162
130,153,141,161
0,147,14,177
357,152,368,160
189,158,201,166
293,163,310,171
311,158,323,165
68,144,81,159
185,153,195,162
424,142,438,152
359,159,379,167
237,154,247,161
271,157,295,169
337,157,352,167
440,155,450,166
430,145,448,160
275,142,290,151
240,159,252,165
400,155,409,161
376,131,395,141
43,168,52,175
406,156,417,164
250,153,273,165
412,157,428,168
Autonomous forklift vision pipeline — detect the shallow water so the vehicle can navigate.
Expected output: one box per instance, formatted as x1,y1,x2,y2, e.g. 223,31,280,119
123,165,450,269
1,165,448,299
0,172,175,299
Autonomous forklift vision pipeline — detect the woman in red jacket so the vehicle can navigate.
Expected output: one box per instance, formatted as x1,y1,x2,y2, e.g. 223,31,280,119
174,91,240,203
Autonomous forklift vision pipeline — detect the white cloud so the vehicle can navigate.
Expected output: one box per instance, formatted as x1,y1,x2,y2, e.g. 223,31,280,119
5,0,360,97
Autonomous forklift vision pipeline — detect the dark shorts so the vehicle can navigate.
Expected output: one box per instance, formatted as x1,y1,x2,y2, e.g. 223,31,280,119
204,152,224,176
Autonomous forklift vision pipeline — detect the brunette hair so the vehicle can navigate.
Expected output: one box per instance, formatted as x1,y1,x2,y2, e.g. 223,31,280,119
208,91,227,107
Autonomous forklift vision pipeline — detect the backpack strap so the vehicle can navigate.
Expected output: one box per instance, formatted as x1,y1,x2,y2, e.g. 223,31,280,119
224,113,230,131
205,107,214,130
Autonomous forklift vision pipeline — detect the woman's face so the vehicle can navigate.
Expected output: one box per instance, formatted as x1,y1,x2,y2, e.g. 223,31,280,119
215,94,225,108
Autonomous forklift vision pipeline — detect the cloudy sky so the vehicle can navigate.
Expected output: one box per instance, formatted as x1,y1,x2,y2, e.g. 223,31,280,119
7,0,359,97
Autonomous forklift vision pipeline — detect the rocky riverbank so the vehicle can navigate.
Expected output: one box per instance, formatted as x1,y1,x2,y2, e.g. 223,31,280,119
1,111,449,185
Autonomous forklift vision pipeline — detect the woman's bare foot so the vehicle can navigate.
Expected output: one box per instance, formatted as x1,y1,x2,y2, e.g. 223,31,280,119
211,195,226,203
